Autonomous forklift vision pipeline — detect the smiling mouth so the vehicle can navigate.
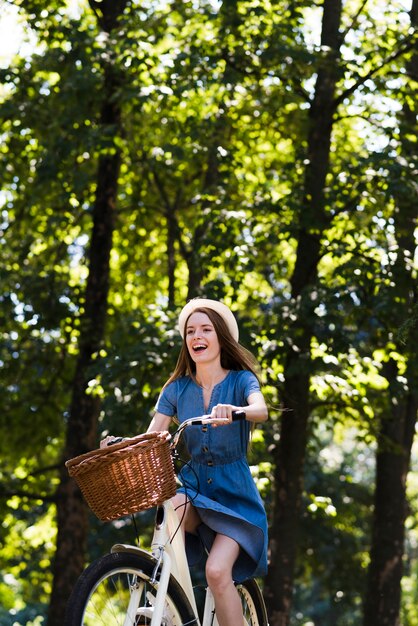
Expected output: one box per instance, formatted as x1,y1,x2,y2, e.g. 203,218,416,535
193,344,207,353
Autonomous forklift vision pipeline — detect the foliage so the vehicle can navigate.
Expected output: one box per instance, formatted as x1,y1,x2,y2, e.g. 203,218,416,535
0,0,417,624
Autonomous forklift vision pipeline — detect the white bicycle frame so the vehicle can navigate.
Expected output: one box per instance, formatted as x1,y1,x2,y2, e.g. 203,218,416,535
110,414,231,626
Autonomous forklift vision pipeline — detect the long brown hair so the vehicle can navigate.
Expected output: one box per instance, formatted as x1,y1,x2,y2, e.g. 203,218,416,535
164,307,261,387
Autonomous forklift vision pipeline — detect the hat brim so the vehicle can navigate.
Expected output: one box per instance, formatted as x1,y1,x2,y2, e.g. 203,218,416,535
178,298,239,342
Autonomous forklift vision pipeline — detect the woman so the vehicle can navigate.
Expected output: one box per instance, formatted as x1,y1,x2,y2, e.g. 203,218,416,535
148,298,268,626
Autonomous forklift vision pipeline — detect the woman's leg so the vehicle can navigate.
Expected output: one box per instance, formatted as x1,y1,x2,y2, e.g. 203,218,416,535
205,534,242,626
171,492,201,535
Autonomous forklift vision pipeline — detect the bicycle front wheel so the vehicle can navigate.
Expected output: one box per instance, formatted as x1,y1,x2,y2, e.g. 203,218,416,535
64,551,196,626
237,579,268,626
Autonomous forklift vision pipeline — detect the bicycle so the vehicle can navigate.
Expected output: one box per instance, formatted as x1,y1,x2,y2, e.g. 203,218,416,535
64,412,269,626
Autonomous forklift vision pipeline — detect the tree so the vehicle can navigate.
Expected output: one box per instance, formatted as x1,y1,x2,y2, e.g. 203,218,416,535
264,1,418,623
1,1,418,624
47,2,128,623
264,3,344,623
363,1,418,623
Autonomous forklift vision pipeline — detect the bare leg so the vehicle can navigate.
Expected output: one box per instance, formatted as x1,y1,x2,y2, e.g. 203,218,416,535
171,492,201,537
205,534,242,626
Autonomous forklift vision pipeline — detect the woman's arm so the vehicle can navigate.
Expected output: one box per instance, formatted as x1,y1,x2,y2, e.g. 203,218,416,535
211,391,268,424
243,391,268,423
147,411,172,433
99,411,171,448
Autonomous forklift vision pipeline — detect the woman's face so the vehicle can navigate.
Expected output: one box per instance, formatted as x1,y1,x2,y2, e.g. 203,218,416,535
185,311,221,365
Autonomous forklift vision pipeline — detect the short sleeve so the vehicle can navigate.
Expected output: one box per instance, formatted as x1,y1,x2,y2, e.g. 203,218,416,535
155,381,178,417
240,371,261,401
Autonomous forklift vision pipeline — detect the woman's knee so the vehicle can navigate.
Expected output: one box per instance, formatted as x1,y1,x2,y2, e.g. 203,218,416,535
206,558,231,590
205,535,239,591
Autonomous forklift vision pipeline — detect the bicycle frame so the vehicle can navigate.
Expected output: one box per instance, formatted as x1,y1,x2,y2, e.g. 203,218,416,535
111,499,218,626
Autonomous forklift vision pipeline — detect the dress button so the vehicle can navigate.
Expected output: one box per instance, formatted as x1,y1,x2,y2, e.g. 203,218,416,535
207,460,213,466
202,446,209,453
207,478,213,484
202,426,208,432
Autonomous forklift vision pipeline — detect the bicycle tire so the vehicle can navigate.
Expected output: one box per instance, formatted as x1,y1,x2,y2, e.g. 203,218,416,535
236,578,269,626
64,551,197,626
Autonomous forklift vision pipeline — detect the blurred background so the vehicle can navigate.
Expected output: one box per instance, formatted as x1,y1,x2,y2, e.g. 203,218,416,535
0,1,417,625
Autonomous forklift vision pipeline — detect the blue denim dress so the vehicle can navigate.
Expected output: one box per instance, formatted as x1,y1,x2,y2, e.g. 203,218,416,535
156,370,268,582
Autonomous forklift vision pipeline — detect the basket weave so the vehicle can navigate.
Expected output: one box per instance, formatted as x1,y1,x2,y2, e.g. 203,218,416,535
65,431,177,521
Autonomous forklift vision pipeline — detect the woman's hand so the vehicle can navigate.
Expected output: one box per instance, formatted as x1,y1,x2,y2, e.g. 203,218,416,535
100,435,121,448
211,393,268,425
210,403,239,425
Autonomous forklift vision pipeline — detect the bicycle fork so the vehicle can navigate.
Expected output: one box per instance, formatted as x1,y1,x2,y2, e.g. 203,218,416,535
147,547,173,626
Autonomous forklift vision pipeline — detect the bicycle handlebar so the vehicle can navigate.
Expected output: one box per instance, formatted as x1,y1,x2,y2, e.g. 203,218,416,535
188,410,246,426
170,410,246,449
106,411,246,448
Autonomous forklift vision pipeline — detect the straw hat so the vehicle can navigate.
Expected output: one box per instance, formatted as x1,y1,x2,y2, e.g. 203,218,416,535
178,298,239,342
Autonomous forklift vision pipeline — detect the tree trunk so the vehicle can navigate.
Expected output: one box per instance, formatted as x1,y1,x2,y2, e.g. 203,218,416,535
264,2,343,624
183,0,240,299
48,155,120,626
166,204,177,308
184,119,225,300
47,3,127,623
363,360,417,626
362,3,418,622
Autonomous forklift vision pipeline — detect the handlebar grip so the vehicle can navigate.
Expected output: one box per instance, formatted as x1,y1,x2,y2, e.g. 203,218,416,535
232,410,246,421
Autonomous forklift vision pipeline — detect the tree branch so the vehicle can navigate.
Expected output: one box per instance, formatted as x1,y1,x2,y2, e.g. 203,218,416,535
334,32,418,109
340,0,370,45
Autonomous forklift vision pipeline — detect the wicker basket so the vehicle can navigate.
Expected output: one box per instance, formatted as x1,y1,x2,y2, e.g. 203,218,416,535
65,431,177,521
